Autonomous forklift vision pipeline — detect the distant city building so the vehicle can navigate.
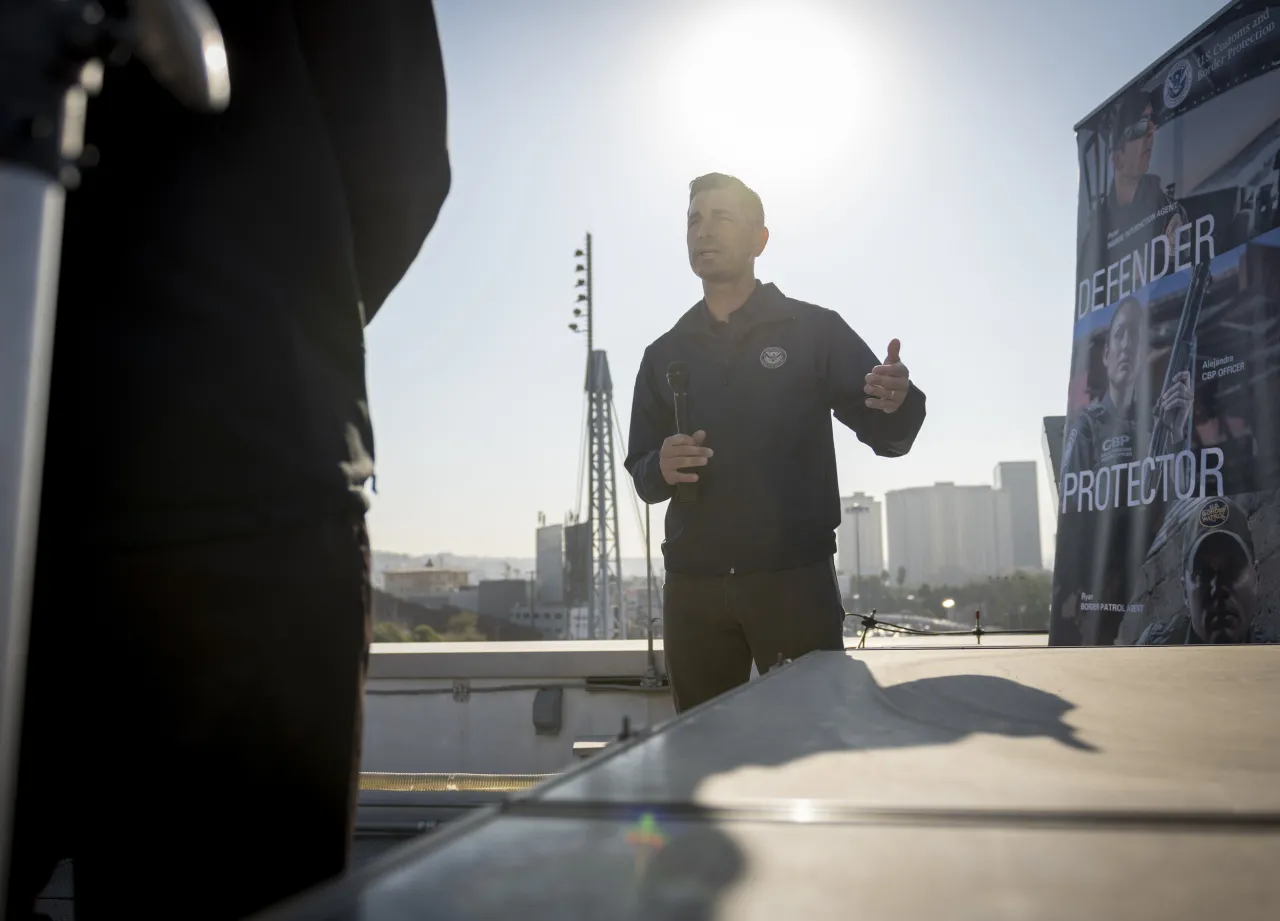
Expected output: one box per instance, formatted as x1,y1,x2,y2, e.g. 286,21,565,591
527,515,651,639
477,579,532,620
383,565,470,602
837,493,885,587
536,524,565,604
886,483,1007,587
509,603,572,639
994,461,1043,572
994,486,1015,578
886,462,1044,587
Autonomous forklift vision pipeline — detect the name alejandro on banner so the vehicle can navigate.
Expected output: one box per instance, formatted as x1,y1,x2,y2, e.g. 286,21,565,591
1076,214,1217,319
1059,447,1225,514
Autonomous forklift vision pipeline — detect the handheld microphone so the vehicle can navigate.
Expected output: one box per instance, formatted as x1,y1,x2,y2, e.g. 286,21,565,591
666,361,697,504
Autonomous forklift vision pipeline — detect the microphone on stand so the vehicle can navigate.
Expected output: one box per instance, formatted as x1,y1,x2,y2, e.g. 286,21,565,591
666,361,697,504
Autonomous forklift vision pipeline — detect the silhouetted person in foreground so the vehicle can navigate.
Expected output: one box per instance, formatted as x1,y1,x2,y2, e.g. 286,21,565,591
7,2,450,918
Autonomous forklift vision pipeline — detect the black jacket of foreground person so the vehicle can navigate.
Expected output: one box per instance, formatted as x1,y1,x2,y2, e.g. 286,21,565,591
8,5,451,919
42,0,452,546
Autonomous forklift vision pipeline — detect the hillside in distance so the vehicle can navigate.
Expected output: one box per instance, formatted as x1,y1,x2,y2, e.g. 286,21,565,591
372,550,662,587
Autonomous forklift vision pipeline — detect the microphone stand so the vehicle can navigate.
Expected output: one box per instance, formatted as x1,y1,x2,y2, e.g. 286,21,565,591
0,2,228,912
640,502,664,689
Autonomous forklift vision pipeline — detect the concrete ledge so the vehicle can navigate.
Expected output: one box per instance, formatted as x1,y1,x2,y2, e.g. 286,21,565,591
369,640,668,680
367,633,1046,681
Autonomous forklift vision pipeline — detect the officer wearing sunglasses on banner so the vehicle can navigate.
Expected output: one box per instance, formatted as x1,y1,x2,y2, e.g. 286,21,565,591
1081,88,1188,278
624,172,927,714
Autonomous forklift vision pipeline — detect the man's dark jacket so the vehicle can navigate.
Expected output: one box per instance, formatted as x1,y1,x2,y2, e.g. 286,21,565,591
40,0,451,547
625,282,926,576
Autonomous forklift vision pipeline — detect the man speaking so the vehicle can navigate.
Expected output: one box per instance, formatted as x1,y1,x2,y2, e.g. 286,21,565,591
625,173,927,713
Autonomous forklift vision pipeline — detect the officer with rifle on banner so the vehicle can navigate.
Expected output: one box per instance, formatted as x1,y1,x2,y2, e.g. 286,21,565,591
1054,262,1208,645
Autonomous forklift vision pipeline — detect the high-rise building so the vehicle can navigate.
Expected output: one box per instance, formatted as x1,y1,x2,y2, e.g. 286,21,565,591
994,461,1042,571
886,483,1010,587
837,493,884,588
886,463,1045,587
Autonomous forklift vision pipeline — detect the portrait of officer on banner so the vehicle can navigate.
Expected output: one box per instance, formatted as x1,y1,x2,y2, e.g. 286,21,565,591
1052,293,1194,646
1078,87,1188,285
1059,295,1193,486
1136,495,1280,644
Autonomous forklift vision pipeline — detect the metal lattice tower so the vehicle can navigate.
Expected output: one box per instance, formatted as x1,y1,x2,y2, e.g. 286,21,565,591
570,234,624,640
587,351,623,639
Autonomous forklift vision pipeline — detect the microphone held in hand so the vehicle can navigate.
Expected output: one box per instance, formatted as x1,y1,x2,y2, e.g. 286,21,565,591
666,361,697,504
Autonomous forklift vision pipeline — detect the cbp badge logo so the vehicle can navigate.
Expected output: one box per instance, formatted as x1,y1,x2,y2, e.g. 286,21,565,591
1200,497,1230,529
760,346,787,369
1163,57,1194,110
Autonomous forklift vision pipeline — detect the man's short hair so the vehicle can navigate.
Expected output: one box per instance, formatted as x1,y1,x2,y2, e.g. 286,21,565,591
689,173,765,224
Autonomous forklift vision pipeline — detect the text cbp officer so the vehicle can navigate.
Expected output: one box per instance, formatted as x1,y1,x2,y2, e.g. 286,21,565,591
625,173,927,713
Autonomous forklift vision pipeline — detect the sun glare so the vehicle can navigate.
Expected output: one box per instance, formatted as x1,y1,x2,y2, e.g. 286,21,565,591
660,4,877,184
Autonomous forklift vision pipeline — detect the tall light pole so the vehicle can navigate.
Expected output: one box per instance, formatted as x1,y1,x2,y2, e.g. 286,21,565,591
569,234,592,358
845,504,868,612
569,239,592,636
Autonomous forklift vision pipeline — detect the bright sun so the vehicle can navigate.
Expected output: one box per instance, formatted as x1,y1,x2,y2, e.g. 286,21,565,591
660,3,877,184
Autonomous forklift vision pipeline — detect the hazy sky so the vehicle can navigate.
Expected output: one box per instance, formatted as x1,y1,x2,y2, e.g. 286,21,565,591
362,0,1225,564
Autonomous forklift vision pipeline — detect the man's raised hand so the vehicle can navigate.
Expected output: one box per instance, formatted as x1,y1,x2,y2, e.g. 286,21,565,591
660,430,712,485
864,339,911,414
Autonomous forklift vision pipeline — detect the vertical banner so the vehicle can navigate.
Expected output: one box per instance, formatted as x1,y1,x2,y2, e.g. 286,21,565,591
1052,2,1280,646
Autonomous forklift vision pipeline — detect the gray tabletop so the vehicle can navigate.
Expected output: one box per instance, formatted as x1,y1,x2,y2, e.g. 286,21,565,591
255,645,1280,920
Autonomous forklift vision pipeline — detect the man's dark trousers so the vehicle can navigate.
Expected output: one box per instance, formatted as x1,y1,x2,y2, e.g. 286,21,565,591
6,516,373,920
662,558,846,713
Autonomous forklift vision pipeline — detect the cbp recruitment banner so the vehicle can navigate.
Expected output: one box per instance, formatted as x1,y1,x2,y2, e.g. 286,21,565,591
1051,2,1280,646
